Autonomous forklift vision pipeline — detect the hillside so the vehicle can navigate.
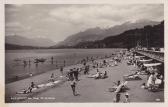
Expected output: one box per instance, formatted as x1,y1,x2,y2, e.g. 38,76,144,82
5,43,46,50
6,35,56,47
73,21,164,49
55,20,159,47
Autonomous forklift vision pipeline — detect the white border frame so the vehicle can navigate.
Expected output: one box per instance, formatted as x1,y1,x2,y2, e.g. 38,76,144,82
0,0,168,107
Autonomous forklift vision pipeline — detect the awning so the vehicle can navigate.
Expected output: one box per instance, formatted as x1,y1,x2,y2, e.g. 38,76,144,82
135,56,145,58
139,59,153,62
143,63,162,67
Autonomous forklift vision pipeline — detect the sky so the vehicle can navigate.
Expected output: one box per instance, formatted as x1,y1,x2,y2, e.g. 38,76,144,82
5,4,164,43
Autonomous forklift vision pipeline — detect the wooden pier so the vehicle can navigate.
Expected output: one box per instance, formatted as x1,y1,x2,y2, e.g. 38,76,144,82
136,50,164,62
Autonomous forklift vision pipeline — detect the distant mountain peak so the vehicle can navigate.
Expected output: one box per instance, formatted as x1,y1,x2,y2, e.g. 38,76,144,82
135,19,152,23
54,20,160,47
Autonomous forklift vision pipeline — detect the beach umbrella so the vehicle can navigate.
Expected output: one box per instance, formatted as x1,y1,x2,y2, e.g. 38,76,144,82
139,59,153,63
139,59,152,62
143,63,162,67
135,56,145,58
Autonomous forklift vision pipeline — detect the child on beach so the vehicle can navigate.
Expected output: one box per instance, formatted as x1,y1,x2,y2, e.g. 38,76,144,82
50,73,55,82
124,93,130,103
60,66,64,75
141,83,147,89
51,56,54,64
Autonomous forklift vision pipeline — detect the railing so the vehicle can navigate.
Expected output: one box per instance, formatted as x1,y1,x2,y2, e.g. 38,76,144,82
136,50,164,62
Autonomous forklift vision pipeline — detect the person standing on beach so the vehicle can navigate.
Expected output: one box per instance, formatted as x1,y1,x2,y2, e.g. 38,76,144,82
63,60,66,67
103,60,106,66
83,59,86,66
28,59,31,66
55,60,58,67
86,56,89,61
84,65,89,75
35,62,38,68
69,69,74,81
70,80,77,96
91,57,94,63
74,68,79,81
51,56,54,64
23,60,27,68
60,66,63,75
50,73,55,82
113,93,121,103
97,63,99,68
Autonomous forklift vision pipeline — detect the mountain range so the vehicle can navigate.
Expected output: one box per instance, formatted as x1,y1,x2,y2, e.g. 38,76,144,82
5,19,161,49
73,21,164,49
55,19,160,47
6,35,56,47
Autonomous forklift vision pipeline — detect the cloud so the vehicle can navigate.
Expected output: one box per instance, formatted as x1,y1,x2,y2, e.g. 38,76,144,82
5,4,164,43
5,21,33,36
49,4,163,27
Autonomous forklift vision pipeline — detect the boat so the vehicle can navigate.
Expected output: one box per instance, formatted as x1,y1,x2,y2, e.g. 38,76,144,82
34,58,46,63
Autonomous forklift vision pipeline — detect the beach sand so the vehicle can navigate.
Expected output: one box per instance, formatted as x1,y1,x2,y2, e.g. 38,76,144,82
5,58,164,103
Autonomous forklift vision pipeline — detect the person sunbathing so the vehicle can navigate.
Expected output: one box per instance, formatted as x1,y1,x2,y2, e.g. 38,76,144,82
88,72,99,78
16,89,29,94
123,72,141,80
16,84,38,94
100,71,108,79
88,69,101,78
94,72,102,79
124,71,138,77
27,82,39,93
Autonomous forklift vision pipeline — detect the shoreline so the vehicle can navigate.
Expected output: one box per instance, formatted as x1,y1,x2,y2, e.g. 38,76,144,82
6,49,121,84
6,55,104,84
5,50,164,103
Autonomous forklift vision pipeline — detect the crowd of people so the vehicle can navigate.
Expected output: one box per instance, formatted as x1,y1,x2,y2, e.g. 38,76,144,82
15,49,164,102
126,50,164,92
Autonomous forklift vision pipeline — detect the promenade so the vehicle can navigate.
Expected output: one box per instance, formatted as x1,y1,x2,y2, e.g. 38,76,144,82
5,58,164,103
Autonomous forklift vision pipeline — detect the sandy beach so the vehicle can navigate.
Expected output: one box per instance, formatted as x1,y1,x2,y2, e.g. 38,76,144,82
5,56,164,103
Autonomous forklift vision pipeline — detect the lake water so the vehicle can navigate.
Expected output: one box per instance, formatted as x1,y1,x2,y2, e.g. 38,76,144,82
5,48,124,83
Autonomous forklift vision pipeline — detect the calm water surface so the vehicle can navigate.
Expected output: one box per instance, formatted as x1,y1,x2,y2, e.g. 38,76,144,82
5,49,123,83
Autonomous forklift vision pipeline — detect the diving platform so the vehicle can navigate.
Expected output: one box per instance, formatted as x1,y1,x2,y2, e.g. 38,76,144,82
135,50,164,62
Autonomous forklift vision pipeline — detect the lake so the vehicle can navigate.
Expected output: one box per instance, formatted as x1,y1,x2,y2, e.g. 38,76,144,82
5,48,124,83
